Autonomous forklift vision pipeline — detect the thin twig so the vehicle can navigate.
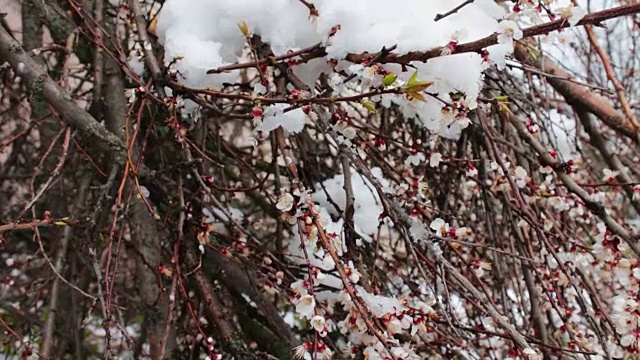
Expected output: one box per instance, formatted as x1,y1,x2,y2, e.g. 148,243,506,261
434,0,475,21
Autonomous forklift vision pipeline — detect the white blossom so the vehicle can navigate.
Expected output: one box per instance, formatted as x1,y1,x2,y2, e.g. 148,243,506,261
342,126,357,140
558,4,588,26
602,168,620,182
296,295,316,319
310,315,326,333
429,152,443,167
514,166,528,188
405,152,425,166
430,218,449,236
293,343,312,360
290,280,307,297
497,20,523,44
276,193,295,212
522,347,542,360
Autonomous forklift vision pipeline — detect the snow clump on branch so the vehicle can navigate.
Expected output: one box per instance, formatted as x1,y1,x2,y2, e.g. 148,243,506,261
156,0,514,139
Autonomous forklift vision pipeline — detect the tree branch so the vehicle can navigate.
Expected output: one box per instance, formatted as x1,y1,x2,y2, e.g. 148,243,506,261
514,40,639,143
206,3,640,73
0,23,129,170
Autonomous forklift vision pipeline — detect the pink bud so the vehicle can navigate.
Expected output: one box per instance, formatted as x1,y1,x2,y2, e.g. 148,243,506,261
251,107,263,117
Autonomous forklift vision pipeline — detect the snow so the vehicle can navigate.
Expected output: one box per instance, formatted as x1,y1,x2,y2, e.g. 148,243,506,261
357,285,406,318
202,206,243,224
156,0,515,139
127,52,145,76
314,0,504,58
256,104,307,134
373,52,487,139
285,206,345,292
312,167,391,237
202,206,244,235
156,0,319,90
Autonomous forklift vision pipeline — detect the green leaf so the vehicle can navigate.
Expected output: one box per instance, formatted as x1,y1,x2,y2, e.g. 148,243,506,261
401,70,433,97
526,44,539,61
406,70,419,87
382,73,397,87
408,91,426,102
361,100,377,113
238,22,249,36
404,81,433,93
494,95,509,102
54,217,70,226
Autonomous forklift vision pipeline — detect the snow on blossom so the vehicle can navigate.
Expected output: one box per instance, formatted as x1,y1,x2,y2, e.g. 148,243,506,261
256,103,307,134
357,286,406,318
147,3,639,358
409,220,429,241
378,54,487,139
